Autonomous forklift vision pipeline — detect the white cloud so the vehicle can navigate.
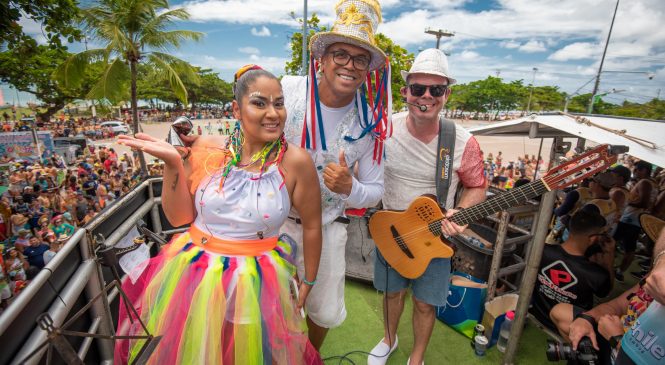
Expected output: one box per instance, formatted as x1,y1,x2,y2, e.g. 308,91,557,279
238,46,260,55
549,42,601,61
183,0,403,26
458,50,480,60
18,16,47,45
251,26,272,37
191,54,289,79
500,41,521,49
519,40,546,53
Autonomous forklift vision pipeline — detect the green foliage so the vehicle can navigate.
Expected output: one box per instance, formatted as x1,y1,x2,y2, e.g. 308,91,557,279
285,13,327,76
53,0,203,105
525,85,566,111
448,77,526,115
374,33,414,112
2,0,82,51
0,43,99,120
138,65,233,107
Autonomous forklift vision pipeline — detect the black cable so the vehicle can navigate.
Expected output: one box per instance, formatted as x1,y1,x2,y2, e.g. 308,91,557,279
322,250,395,365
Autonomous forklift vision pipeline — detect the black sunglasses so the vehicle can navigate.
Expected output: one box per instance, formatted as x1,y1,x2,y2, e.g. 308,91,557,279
409,84,448,97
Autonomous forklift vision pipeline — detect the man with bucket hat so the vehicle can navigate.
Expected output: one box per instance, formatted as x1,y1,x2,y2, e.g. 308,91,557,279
281,0,390,349
368,48,486,365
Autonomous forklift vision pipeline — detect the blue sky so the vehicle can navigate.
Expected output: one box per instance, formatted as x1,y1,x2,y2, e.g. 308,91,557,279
5,0,665,108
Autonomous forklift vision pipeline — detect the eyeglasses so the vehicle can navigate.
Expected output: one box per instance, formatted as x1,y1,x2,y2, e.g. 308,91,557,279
408,84,449,97
328,50,371,71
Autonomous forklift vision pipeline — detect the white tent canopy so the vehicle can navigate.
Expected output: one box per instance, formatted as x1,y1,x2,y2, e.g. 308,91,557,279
468,113,665,167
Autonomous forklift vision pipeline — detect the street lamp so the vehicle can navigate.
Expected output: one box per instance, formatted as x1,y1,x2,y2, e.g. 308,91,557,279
301,0,308,75
573,70,655,112
526,67,538,113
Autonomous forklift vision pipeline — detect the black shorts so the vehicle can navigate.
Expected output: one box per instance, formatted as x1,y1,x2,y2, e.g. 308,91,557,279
613,222,641,253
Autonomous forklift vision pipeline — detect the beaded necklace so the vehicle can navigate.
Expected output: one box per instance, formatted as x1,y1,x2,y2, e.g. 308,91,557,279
218,121,288,191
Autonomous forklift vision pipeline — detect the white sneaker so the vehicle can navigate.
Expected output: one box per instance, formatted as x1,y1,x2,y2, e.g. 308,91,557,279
368,336,398,365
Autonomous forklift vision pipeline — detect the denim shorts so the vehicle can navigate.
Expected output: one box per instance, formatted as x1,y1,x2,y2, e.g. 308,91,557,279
373,250,451,307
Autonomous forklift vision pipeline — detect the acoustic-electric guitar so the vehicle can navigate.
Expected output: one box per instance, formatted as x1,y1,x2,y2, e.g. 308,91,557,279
368,144,619,279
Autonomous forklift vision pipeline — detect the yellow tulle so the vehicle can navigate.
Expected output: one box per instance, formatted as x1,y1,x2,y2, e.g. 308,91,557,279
128,247,199,362
177,258,226,364
234,257,262,365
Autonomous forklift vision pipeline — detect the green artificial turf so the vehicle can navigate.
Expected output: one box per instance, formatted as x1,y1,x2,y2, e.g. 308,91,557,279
320,280,553,365
320,252,641,364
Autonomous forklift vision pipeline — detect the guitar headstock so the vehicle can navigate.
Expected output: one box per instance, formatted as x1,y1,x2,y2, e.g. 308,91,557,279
541,144,621,191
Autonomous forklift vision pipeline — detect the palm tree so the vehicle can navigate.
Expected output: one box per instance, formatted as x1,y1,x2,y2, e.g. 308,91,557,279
54,0,202,174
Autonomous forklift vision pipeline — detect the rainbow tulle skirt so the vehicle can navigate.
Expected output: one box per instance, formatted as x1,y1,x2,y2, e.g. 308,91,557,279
114,229,322,364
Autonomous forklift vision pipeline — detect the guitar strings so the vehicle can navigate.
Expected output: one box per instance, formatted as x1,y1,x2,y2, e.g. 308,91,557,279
384,182,549,243
377,149,611,244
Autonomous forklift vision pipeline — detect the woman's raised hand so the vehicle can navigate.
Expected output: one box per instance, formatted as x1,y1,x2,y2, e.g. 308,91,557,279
118,133,182,167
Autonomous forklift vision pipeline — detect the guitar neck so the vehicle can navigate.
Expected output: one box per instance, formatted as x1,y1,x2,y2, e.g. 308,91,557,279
449,179,548,226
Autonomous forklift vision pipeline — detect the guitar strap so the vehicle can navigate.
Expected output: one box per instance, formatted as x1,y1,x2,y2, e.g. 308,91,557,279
435,117,456,208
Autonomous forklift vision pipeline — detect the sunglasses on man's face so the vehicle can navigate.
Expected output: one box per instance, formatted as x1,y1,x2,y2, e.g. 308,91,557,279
408,84,448,97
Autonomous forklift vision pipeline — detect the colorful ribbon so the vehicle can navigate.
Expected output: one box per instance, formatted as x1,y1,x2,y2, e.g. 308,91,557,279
300,56,393,164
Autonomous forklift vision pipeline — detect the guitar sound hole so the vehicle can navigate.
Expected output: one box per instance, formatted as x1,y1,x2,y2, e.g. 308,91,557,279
416,205,435,222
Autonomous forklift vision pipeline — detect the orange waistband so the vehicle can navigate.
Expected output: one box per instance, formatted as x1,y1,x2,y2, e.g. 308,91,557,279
187,225,278,255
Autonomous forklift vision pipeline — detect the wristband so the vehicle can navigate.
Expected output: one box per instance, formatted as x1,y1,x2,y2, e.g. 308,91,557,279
303,277,317,286
574,312,597,328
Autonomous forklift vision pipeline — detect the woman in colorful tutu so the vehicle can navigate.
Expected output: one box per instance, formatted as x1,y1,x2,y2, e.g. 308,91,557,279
115,65,323,364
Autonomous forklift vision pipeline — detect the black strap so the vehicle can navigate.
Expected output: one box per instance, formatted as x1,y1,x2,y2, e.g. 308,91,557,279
435,117,456,208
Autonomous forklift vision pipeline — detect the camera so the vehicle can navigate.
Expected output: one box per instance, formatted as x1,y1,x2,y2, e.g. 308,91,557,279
546,336,598,364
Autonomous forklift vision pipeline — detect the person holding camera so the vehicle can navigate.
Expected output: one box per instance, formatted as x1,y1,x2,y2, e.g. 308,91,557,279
555,222,665,365
531,210,614,333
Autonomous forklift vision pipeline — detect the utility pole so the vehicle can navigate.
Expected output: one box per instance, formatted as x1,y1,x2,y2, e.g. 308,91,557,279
526,67,538,113
587,0,620,114
424,27,454,49
301,0,308,75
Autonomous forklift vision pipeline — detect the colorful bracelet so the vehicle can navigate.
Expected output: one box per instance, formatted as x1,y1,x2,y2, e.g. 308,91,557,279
303,277,317,286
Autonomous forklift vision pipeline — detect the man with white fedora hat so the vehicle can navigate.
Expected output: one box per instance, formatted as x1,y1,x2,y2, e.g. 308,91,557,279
281,0,388,350
369,48,486,365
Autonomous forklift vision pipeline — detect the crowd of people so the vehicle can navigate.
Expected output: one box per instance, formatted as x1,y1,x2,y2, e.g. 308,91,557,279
482,151,547,189
0,145,146,311
1,1,664,364
528,152,665,364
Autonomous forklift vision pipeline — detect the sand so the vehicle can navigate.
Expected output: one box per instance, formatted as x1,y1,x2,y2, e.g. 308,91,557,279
101,118,557,169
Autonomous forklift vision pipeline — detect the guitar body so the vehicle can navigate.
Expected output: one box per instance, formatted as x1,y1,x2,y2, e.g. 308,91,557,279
369,196,454,279
369,144,618,279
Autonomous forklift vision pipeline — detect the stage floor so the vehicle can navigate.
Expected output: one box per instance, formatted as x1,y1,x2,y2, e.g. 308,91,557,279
322,280,551,364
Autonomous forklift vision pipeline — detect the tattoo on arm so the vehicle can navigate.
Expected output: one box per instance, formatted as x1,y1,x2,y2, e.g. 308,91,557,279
172,173,179,191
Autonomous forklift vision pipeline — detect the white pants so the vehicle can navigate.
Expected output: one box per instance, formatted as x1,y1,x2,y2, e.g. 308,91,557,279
281,219,348,328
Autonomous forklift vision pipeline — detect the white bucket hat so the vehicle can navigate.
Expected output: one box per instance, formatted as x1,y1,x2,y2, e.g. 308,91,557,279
309,0,386,71
401,48,457,85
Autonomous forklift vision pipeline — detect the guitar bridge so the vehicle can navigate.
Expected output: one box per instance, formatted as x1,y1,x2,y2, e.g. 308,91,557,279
390,225,414,259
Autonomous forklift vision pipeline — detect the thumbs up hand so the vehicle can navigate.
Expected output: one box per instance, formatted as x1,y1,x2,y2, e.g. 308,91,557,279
323,149,353,195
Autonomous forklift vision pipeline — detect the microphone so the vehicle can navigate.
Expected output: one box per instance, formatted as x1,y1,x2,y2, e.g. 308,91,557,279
402,98,428,112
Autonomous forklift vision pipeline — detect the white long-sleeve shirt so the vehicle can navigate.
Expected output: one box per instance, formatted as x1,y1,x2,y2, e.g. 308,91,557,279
282,76,384,225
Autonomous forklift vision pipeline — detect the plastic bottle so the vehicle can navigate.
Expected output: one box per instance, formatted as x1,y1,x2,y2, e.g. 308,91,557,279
496,310,515,353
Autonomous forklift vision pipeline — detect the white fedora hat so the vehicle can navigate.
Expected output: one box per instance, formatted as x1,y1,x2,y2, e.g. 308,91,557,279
309,0,386,71
401,48,457,85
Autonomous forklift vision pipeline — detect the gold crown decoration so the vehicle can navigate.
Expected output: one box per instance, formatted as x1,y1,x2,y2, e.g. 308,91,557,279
310,0,386,71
